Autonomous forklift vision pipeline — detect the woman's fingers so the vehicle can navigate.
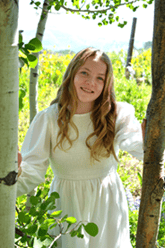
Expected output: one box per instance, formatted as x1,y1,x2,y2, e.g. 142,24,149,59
18,150,22,168
141,118,147,141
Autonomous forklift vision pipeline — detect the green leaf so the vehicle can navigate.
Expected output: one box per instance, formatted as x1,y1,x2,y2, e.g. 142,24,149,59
50,192,60,199
59,214,69,223
26,224,38,235
50,210,63,217
143,4,148,8
137,172,142,186
65,216,77,224
28,38,43,53
49,223,57,229
28,237,35,247
55,3,61,11
77,232,84,238
16,194,27,205
30,195,41,205
36,189,42,197
19,42,24,50
102,19,108,25
27,54,38,68
70,230,77,237
27,54,37,62
118,21,127,28
29,206,38,216
98,22,102,27
45,202,56,211
40,202,47,211
38,224,48,237
19,31,23,44
18,212,31,224
19,88,26,111
86,4,90,9
47,5,52,10
44,219,55,226
20,47,30,56
35,1,41,7
133,6,139,12
21,234,28,243
84,223,99,237
77,224,84,238
38,217,45,224
25,43,36,51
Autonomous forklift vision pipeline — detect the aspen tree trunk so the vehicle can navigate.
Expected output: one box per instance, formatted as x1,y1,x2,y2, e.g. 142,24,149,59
125,17,137,79
136,0,165,247
0,0,19,247
27,0,49,210
29,0,49,123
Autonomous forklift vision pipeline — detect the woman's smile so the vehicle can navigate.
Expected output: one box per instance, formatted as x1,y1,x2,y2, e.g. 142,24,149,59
80,87,94,93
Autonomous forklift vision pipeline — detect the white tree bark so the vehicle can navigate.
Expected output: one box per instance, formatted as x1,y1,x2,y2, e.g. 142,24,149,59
27,0,49,210
29,0,49,123
0,0,19,247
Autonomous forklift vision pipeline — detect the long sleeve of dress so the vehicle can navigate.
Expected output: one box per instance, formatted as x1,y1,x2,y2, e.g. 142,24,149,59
115,102,143,160
17,109,51,197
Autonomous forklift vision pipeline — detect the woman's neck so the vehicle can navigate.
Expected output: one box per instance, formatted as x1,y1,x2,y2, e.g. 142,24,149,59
75,102,93,114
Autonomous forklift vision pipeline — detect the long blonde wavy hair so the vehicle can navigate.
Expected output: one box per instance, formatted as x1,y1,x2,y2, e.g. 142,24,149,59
50,47,118,162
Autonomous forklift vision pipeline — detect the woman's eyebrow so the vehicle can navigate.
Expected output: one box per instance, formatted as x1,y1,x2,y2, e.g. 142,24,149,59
81,67,105,76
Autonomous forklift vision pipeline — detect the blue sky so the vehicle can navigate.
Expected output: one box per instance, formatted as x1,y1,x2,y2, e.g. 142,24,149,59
18,0,154,52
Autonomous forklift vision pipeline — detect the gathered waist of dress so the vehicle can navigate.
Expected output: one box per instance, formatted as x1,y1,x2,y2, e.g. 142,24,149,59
52,166,116,181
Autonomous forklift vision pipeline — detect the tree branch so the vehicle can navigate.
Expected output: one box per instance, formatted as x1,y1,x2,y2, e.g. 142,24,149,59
15,227,31,239
48,233,62,248
61,0,138,14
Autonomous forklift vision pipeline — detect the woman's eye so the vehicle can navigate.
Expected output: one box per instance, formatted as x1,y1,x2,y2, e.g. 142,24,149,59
98,77,104,81
81,71,87,75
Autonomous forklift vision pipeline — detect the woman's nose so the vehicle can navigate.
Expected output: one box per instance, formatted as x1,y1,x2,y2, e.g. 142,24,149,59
86,77,95,86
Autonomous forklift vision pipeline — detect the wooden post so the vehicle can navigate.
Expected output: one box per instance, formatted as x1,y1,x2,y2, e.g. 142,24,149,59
125,17,137,79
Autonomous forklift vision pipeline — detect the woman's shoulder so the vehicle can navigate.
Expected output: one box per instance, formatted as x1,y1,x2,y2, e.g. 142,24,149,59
33,103,59,123
116,101,135,117
115,101,135,123
116,101,134,114
44,103,58,117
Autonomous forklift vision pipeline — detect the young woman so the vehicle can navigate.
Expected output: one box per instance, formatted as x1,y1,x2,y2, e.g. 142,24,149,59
17,47,145,248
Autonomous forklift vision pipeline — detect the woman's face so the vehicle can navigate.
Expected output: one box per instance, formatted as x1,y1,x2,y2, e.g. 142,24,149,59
73,55,107,113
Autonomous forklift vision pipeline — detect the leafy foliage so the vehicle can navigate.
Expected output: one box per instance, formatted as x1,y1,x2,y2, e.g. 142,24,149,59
19,31,43,69
29,0,154,28
15,187,98,247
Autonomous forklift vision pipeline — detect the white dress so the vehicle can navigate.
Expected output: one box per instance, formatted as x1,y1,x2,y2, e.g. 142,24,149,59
17,102,143,248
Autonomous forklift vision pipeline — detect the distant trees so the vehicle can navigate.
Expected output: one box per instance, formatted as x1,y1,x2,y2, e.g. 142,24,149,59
144,41,152,50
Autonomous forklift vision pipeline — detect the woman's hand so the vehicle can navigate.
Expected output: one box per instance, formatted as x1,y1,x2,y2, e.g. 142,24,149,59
18,147,22,177
141,119,147,141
